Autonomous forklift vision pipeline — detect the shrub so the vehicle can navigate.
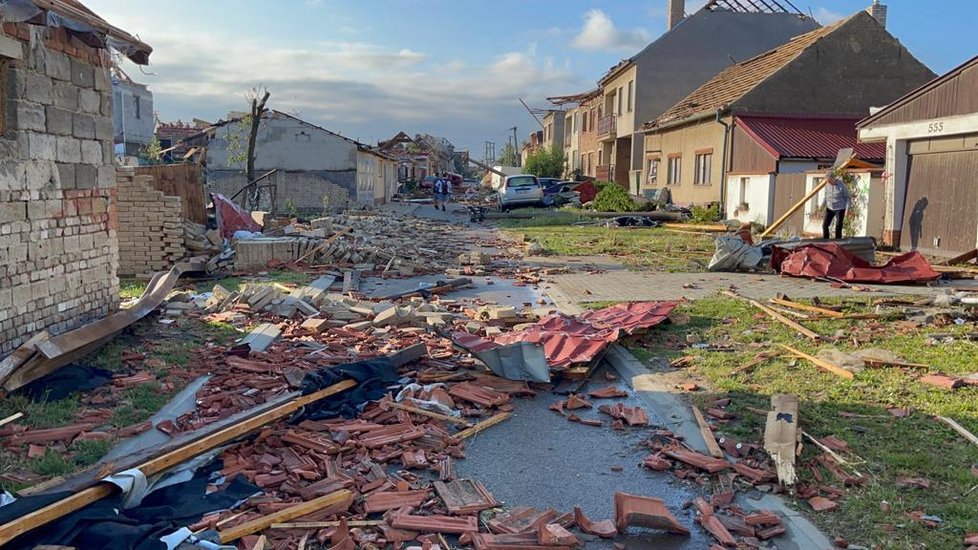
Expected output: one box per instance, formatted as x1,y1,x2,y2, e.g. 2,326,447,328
592,184,637,212
690,203,721,224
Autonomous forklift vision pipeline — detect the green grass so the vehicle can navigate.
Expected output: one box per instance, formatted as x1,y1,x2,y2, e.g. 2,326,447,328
625,296,978,548
119,278,148,300
0,395,81,429
498,216,715,271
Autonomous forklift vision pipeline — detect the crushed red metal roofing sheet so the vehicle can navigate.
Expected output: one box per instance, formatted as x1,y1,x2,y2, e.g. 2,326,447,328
736,115,885,162
773,243,941,284
458,302,676,369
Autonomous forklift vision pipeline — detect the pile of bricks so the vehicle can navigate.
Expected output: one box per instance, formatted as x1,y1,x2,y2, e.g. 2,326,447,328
116,168,185,276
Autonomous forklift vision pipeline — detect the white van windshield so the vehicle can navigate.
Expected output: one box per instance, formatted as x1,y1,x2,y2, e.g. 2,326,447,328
507,176,538,188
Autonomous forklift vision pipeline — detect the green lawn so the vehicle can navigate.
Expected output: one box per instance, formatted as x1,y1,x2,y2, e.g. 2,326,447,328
498,213,716,271
625,296,978,548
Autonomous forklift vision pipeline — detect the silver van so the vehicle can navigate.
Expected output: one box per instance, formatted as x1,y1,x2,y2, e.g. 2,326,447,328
498,175,543,211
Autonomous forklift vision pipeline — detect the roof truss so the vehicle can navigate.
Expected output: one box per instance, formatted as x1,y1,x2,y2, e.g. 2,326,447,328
704,0,803,15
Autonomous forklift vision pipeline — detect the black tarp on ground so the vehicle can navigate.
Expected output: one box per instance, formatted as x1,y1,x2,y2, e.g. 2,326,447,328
16,364,113,401
0,462,258,550
298,357,399,420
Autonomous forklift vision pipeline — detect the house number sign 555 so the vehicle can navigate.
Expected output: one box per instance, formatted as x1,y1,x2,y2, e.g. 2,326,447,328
926,121,944,134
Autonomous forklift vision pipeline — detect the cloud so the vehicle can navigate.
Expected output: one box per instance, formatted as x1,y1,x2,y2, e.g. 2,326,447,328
812,7,845,24
105,11,580,145
573,9,650,53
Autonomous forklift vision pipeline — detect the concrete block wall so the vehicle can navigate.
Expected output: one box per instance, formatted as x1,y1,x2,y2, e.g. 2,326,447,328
116,169,184,276
0,23,119,355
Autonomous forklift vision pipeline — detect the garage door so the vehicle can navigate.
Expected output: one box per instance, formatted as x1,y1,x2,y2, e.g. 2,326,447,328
901,143,978,256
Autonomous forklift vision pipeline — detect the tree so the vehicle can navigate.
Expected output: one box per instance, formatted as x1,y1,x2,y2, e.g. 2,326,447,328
246,88,270,183
497,142,518,167
524,145,565,178
137,137,163,165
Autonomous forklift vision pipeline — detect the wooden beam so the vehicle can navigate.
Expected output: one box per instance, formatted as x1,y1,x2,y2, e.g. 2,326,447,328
764,394,799,485
0,412,24,429
936,416,978,449
778,344,854,380
454,412,512,439
270,520,385,529
722,291,823,341
769,298,845,319
381,401,472,427
759,178,828,238
294,227,352,264
942,248,978,266
219,490,353,543
691,406,724,458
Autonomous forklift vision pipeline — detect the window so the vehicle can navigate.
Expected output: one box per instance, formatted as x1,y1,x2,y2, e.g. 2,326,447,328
617,87,623,115
648,158,659,184
738,177,749,208
581,112,587,133
694,151,712,185
588,152,593,175
598,150,603,166
135,95,141,119
667,155,681,185
574,112,580,134
627,80,634,112
0,60,7,134
590,108,596,130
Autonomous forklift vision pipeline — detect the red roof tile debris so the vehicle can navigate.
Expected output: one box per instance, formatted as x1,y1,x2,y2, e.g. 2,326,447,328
614,492,690,535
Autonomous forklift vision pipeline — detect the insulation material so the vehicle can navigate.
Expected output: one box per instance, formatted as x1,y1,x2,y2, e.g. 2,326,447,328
773,243,940,283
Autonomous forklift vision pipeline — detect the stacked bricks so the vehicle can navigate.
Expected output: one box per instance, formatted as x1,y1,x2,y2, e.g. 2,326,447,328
116,168,184,276
0,23,119,355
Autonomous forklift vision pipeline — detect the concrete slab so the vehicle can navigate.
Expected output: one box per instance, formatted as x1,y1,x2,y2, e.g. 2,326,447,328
364,274,548,310
547,270,962,303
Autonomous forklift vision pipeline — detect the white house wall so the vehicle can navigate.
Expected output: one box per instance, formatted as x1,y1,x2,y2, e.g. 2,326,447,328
207,115,357,172
725,174,774,225
801,171,878,237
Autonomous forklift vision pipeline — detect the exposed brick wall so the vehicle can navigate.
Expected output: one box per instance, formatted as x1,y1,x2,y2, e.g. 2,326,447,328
0,24,119,355
116,168,183,276
207,169,353,216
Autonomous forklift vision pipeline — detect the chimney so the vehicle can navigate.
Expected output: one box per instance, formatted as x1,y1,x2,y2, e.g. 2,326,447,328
866,0,887,28
668,0,685,31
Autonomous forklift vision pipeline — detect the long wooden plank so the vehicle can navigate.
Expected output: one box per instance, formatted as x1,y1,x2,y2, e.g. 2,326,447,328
0,379,356,546
722,291,822,341
294,227,352,264
0,412,24,429
937,416,978,449
691,406,724,458
943,248,978,266
382,401,472,427
769,298,845,319
454,412,512,439
778,344,854,380
219,490,353,543
760,178,829,238
270,520,384,529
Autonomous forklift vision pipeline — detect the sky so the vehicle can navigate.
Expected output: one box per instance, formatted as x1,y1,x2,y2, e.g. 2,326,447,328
89,0,977,155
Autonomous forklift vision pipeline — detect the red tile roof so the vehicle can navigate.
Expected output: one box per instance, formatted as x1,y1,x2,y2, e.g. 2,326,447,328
736,115,885,162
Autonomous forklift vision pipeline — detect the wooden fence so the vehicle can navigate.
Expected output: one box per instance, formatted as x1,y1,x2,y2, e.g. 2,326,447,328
133,164,207,224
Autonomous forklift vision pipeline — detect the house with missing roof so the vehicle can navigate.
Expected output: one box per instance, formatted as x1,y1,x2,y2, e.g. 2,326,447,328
0,0,151,354
591,0,820,191
641,10,934,217
199,111,397,215
857,55,978,258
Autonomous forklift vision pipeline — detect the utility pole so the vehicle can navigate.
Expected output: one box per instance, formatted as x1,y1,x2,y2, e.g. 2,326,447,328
484,141,495,165
511,126,519,166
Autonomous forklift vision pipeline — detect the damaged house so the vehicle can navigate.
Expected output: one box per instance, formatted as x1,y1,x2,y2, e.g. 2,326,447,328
194,110,397,215
642,9,934,212
0,0,151,354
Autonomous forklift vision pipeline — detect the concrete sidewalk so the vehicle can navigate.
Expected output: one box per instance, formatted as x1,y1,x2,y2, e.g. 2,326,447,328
546,269,962,305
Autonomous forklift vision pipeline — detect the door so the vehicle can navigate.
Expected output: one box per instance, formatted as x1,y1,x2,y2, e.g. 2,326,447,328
900,147,978,256
771,173,808,236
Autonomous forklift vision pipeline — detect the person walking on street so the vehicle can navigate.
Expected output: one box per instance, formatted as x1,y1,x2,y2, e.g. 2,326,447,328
822,170,850,240
432,175,445,210
440,173,452,212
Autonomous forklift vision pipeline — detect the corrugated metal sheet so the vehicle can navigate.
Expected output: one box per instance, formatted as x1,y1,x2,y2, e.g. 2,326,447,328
773,243,939,283
455,302,677,370
737,115,885,162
